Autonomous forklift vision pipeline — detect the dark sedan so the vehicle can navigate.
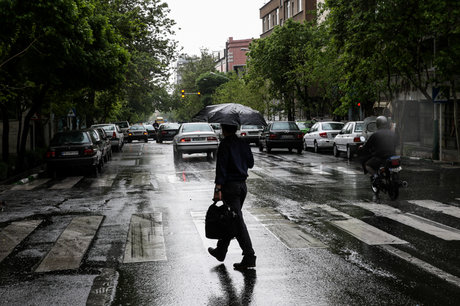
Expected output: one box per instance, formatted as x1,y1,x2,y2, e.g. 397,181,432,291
45,130,104,177
126,125,148,143
156,123,181,143
259,121,304,154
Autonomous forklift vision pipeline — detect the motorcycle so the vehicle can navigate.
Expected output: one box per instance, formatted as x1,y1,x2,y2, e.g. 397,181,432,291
371,155,408,200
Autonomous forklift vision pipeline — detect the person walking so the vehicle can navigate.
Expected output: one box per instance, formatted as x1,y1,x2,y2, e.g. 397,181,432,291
208,120,256,270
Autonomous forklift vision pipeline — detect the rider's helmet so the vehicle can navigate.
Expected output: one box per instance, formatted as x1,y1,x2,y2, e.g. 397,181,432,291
376,116,389,130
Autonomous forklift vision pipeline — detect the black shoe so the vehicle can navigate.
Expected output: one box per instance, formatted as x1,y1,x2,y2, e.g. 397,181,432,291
233,255,256,270
208,247,226,262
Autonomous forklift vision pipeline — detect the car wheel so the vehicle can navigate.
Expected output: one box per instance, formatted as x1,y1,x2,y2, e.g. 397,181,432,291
266,145,272,153
297,147,302,154
288,148,292,153
303,140,308,151
159,139,163,144
128,139,132,143
144,138,148,143
259,143,264,152
333,144,340,157
314,141,319,153
346,146,353,160
212,150,217,160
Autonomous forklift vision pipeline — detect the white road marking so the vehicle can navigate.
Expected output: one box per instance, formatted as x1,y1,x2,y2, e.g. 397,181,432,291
310,166,332,176
123,213,166,263
353,203,460,241
335,166,360,175
408,200,460,219
320,205,407,245
91,174,117,188
49,176,83,190
381,245,460,288
36,216,103,272
0,220,43,262
11,178,50,191
248,207,326,249
131,173,151,186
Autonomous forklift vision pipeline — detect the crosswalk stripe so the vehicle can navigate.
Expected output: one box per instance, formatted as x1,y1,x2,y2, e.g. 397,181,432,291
0,220,43,262
248,207,326,249
49,176,83,190
319,205,407,245
408,200,460,219
310,166,332,176
353,203,460,241
91,174,117,188
335,166,360,175
36,216,103,272
381,245,460,288
123,213,166,263
11,178,50,190
131,173,151,186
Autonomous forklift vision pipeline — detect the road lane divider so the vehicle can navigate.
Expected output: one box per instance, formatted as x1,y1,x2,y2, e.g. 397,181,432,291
0,220,43,263
317,205,407,245
408,200,460,219
353,202,460,241
123,213,166,263
36,216,103,272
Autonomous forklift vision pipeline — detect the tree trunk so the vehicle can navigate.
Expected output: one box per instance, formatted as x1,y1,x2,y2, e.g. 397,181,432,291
16,86,48,172
0,104,9,163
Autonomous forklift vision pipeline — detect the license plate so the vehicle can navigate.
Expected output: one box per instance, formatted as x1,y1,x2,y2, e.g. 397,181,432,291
192,137,205,141
389,166,402,172
281,135,294,139
61,151,79,156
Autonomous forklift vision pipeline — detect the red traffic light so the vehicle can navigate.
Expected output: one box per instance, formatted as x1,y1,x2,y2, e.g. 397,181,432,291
357,102,361,107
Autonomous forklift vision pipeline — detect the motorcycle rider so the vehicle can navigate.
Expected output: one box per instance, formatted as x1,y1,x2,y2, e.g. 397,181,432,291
358,116,397,184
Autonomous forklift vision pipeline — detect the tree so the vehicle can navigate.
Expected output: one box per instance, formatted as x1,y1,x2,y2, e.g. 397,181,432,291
196,72,228,106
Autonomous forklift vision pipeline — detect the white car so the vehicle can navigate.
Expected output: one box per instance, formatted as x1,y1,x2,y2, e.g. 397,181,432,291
333,121,364,159
172,123,219,161
91,123,124,152
303,121,344,153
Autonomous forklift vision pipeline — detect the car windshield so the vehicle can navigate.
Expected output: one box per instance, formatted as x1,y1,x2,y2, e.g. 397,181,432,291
321,123,344,130
144,125,154,129
182,124,212,133
355,123,364,132
51,132,90,145
130,125,145,130
101,125,114,131
241,125,259,129
162,123,180,130
272,122,299,131
115,122,129,128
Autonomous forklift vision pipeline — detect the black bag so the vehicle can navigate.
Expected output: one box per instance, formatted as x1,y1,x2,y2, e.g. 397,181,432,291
205,201,239,239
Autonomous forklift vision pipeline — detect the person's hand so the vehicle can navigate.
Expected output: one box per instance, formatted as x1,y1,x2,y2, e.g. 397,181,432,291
213,190,222,202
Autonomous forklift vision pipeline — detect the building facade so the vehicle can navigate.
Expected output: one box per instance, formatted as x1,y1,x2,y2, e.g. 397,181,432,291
215,37,252,74
260,0,319,38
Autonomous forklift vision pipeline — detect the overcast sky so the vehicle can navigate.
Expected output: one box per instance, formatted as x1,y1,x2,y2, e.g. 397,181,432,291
165,0,267,56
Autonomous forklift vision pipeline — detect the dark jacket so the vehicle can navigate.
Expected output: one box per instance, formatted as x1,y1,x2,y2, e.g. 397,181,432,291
361,129,396,159
215,134,254,185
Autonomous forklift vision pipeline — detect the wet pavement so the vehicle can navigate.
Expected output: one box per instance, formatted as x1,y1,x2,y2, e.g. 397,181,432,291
0,141,460,305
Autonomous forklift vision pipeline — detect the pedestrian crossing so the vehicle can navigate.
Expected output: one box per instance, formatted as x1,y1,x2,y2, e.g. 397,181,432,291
1,199,460,288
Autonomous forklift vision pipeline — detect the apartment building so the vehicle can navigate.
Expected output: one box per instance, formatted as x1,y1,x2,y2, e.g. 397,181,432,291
260,0,319,38
215,37,252,74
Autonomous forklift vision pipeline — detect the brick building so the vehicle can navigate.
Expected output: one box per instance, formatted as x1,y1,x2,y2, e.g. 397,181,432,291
260,0,319,38
215,37,252,74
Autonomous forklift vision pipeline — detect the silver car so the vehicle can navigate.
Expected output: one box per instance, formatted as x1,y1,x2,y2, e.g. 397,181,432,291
333,121,364,159
303,121,344,153
173,123,219,161
238,124,264,145
91,124,124,152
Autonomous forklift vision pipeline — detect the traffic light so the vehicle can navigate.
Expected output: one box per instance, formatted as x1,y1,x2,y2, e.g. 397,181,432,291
357,102,361,107
197,91,201,96
181,89,185,98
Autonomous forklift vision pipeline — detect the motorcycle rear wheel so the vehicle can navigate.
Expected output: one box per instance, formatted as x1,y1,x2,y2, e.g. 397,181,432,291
388,173,400,200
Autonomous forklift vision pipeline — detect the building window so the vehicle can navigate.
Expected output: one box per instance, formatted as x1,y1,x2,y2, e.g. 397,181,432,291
275,9,279,25
286,1,291,18
298,0,302,12
268,14,271,29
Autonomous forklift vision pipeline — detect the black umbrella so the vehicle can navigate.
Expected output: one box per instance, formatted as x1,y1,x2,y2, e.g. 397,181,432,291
192,103,267,126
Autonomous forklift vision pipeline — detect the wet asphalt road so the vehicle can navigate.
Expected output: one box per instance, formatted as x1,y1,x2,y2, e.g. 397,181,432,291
0,140,460,305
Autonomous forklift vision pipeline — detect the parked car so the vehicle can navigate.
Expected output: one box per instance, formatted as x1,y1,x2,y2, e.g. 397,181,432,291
303,121,344,153
332,121,364,159
209,123,223,140
126,125,148,143
114,121,130,140
172,122,219,161
259,121,303,154
361,116,377,142
144,124,156,139
89,127,112,163
91,123,124,152
156,123,181,143
238,124,264,145
296,121,315,134
45,130,104,177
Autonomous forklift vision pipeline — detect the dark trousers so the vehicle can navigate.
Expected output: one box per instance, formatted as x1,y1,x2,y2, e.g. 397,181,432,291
217,181,255,257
